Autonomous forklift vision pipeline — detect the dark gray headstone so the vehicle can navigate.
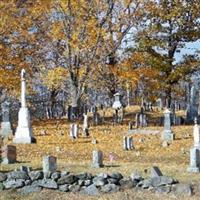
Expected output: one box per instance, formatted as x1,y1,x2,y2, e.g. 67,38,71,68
42,155,57,173
92,150,103,168
151,166,163,177
1,145,16,164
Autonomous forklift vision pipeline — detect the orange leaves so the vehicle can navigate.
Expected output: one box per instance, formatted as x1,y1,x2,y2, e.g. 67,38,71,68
42,67,68,91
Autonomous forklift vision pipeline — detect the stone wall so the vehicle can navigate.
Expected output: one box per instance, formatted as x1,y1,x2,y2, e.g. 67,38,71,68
0,168,193,197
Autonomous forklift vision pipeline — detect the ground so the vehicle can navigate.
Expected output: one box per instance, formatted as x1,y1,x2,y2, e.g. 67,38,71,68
0,106,200,199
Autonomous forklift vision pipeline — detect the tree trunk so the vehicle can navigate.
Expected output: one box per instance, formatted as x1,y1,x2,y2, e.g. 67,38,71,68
165,88,172,109
70,83,81,120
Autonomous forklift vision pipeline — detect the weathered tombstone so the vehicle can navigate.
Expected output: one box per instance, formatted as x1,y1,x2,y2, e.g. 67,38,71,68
92,150,103,168
13,69,36,144
151,166,163,177
1,145,16,164
70,123,79,139
187,148,200,173
20,165,31,173
161,109,174,142
0,100,13,137
43,155,57,173
139,113,147,127
123,136,134,150
83,113,89,136
156,98,163,111
112,93,123,124
127,136,134,150
112,93,122,110
187,118,200,173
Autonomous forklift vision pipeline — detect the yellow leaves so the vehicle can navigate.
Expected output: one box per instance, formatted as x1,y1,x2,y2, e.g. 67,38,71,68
42,67,68,91
51,22,64,40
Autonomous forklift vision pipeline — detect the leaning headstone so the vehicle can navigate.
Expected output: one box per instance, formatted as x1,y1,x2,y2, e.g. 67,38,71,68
1,145,16,164
13,69,36,143
151,166,163,177
70,123,79,139
0,100,13,137
187,118,200,173
92,150,103,168
161,109,174,142
43,155,57,173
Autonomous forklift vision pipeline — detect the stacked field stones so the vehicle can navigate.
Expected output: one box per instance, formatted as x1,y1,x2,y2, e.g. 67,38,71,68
0,167,193,197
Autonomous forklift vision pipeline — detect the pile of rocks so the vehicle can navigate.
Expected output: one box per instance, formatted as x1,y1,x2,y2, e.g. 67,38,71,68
0,167,193,197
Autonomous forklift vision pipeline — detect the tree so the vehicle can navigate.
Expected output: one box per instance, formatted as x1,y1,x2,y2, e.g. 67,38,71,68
135,0,200,107
33,0,144,117
0,0,51,100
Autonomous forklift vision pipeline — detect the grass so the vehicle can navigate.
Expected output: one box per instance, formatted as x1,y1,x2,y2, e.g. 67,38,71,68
0,106,199,199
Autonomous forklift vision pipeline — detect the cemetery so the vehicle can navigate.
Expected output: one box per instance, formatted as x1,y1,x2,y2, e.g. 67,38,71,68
0,1,200,200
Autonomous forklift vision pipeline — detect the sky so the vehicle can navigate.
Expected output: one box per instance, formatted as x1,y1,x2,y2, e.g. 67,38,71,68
175,40,200,63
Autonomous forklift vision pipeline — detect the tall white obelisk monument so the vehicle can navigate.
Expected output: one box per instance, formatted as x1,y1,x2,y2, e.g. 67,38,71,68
13,69,36,143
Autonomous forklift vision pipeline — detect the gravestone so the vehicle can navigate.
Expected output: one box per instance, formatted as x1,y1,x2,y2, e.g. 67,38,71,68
135,113,139,128
1,145,16,164
156,98,163,111
83,113,89,136
161,109,174,142
70,123,79,139
0,100,13,137
123,136,134,150
13,69,36,144
187,118,200,173
151,166,163,177
92,150,103,168
43,155,57,173
112,93,122,110
139,113,147,127
112,93,123,124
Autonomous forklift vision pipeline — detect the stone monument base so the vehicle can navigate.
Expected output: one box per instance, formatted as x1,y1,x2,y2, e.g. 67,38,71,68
0,122,13,137
161,130,175,142
13,127,36,144
187,166,200,173
13,107,36,144
13,136,36,144
187,147,200,173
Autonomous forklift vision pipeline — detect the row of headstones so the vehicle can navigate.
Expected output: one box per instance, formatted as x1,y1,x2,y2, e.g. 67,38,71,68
0,146,103,169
